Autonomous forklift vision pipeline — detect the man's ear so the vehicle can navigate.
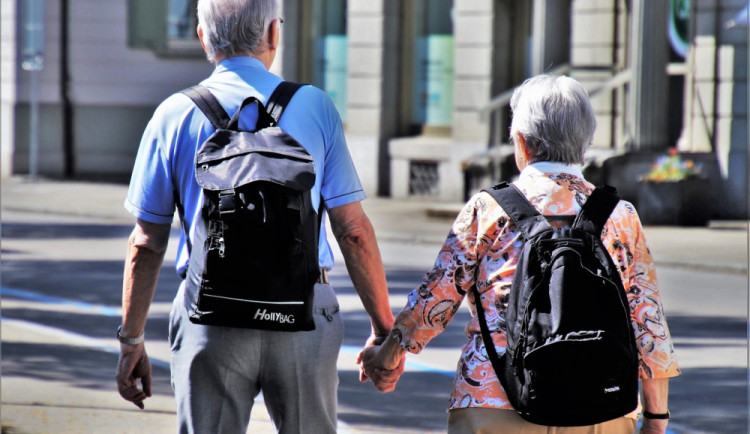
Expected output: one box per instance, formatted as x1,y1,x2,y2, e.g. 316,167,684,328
197,24,207,53
267,18,279,51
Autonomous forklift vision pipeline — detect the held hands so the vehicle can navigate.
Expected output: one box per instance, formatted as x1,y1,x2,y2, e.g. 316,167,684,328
115,343,152,409
356,333,406,393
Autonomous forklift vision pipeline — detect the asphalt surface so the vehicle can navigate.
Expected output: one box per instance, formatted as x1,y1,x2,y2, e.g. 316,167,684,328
1,177,748,433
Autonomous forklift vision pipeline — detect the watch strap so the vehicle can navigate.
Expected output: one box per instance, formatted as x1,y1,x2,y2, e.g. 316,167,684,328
642,410,670,420
117,325,144,345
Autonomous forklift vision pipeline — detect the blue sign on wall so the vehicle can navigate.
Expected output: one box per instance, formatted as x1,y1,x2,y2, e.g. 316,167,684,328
21,0,45,71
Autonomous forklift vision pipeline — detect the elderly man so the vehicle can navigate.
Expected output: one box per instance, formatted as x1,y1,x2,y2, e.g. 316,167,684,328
115,1,399,432
361,75,679,434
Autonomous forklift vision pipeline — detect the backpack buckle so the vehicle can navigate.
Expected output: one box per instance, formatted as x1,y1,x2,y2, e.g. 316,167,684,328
218,189,237,218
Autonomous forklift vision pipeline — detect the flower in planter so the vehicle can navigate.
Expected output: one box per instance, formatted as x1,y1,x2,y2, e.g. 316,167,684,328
641,148,702,182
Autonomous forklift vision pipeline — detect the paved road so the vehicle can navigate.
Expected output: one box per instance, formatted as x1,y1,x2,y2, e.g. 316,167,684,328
1,179,748,433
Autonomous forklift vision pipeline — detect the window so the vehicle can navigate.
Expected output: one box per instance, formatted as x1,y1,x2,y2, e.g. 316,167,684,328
168,0,198,40
402,0,454,136
128,0,203,57
283,0,348,121
312,0,348,121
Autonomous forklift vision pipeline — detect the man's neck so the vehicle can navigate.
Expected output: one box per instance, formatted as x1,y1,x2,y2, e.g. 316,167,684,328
213,52,272,70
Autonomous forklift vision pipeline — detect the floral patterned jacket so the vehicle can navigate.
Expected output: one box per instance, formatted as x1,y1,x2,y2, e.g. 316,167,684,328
392,162,680,414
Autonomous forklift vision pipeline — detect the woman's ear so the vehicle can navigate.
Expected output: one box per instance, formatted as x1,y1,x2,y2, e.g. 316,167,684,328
516,133,533,162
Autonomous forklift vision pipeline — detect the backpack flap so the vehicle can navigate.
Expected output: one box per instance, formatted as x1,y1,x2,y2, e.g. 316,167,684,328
195,127,315,193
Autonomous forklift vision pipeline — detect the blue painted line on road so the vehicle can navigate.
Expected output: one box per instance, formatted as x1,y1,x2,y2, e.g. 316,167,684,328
1,286,121,317
2,286,455,377
2,317,171,371
4,285,679,434
1,286,170,370
340,344,680,434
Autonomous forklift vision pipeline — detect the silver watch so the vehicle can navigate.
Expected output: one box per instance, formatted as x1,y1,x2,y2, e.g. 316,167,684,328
117,325,144,345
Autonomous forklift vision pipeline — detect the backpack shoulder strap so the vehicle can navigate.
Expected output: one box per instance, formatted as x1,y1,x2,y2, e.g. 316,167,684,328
471,286,506,387
180,85,231,130
572,185,621,236
482,182,551,239
266,81,305,123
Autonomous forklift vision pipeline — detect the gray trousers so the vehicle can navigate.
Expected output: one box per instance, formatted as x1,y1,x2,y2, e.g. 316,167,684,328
169,282,344,434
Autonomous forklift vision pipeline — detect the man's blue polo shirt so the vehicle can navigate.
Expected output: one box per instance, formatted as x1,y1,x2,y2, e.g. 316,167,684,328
125,56,366,275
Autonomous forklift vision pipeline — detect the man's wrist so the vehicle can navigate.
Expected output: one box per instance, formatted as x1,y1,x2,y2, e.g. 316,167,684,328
371,322,394,340
117,325,145,345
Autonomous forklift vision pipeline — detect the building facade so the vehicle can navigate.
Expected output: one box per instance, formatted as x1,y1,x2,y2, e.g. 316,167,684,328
2,0,747,218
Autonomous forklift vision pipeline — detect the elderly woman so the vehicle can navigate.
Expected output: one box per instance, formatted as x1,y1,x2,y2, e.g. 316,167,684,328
360,75,680,434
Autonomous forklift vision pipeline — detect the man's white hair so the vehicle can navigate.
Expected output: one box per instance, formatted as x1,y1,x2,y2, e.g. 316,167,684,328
197,0,279,63
509,75,597,165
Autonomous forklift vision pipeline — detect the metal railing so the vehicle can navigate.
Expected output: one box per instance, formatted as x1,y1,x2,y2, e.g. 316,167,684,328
479,64,572,147
463,66,635,198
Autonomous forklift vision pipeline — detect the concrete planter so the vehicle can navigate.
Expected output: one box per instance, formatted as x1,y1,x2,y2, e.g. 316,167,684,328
636,178,711,226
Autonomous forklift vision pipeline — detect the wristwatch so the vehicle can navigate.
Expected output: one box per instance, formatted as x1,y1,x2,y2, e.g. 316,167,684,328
642,410,670,420
117,325,145,345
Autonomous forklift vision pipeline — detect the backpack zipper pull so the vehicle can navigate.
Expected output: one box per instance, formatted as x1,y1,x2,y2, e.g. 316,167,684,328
218,237,226,257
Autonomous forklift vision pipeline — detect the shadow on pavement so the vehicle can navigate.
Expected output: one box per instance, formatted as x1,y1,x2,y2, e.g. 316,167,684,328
665,315,748,433
338,370,453,431
669,367,748,433
667,315,747,339
1,341,173,398
1,259,181,306
2,306,171,344
3,217,748,433
1,223,134,240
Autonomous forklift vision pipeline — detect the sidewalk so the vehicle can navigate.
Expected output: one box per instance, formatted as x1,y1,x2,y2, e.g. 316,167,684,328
1,177,748,434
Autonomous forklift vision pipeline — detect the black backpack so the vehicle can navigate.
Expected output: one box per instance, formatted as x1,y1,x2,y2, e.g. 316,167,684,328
473,182,639,426
178,82,320,332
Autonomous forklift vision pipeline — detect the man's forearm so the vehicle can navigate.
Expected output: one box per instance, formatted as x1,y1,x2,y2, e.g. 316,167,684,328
334,214,394,336
121,221,170,337
338,225,393,335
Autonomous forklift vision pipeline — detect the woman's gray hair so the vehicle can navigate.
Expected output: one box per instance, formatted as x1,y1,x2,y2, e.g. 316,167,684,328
197,0,279,63
509,74,597,165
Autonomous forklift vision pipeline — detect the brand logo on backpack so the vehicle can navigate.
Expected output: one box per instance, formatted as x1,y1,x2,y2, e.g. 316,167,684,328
254,308,296,324
543,330,605,345
603,385,621,394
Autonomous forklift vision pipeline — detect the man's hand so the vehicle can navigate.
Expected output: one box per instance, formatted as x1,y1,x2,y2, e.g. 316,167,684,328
356,332,406,393
117,219,168,409
115,343,152,409
358,345,405,393
356,333,388,383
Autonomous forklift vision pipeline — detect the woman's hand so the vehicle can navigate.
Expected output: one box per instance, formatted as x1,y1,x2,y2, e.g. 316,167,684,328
359,345,405,392
356,332,406,392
